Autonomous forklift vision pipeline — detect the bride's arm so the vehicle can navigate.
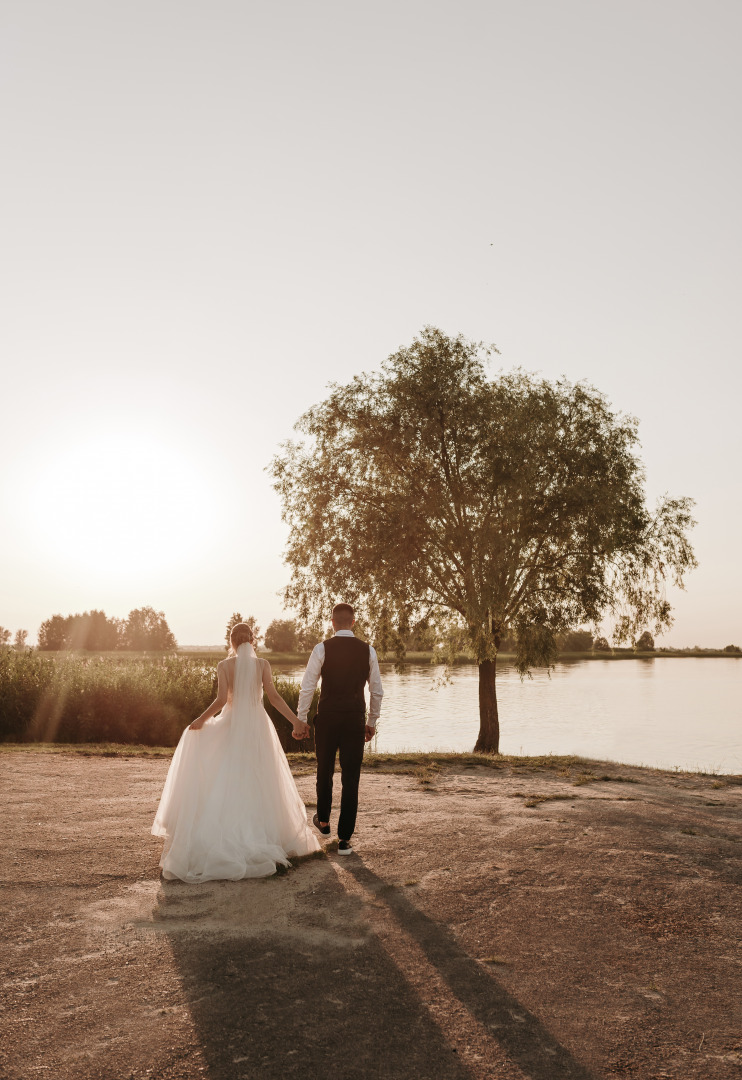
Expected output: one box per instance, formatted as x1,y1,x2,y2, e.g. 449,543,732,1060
261,661,310,740
189,662,229,731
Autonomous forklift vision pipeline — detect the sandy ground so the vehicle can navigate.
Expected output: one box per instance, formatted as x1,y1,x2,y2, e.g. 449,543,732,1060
1,751,741,1080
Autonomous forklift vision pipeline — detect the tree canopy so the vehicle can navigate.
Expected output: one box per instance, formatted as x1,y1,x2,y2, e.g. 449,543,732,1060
271,327,696,751
37,607,176,651
264,619,299,653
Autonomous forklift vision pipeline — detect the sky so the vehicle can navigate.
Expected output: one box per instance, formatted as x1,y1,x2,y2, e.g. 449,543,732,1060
1,0,740,648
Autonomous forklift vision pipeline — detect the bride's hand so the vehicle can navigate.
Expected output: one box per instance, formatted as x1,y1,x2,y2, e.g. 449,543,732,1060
292,720,310,740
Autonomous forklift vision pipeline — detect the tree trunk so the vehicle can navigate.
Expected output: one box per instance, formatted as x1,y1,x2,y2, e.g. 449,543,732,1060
474,658,500,753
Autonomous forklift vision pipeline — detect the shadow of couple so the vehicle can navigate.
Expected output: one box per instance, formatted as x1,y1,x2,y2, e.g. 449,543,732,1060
153,852,598,1080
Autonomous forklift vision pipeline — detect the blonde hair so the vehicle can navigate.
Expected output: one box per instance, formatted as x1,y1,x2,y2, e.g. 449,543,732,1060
229,622,257,654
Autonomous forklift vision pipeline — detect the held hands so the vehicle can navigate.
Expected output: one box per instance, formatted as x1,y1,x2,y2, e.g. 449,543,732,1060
292,720,311,741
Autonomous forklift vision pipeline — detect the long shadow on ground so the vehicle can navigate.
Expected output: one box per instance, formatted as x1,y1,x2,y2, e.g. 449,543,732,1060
344,858,598,1080
156,854,599,1080
157,862,472,1080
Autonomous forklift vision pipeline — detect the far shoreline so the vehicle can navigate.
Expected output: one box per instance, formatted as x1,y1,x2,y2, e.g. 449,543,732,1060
14,647,740,662
194,647,742,664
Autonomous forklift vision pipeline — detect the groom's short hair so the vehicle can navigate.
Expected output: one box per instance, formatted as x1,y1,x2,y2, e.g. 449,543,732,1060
332,603,355,628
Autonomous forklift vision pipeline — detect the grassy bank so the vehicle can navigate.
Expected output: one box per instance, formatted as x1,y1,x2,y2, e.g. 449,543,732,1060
1,741,740,784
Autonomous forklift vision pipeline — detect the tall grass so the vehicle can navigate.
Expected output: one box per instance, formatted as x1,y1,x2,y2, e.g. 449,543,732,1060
0,651,317,749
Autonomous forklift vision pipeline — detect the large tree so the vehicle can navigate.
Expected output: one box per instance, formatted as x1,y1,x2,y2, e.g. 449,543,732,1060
122,607,176,651
264,619,299,653
271,327,696,752
37,610,124,651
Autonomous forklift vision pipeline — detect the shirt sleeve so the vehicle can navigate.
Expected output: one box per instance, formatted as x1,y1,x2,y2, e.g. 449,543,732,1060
297,643,325,722
367,645,384,727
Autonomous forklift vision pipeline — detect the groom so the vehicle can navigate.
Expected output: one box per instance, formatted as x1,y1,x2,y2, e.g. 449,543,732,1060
297,603,383,855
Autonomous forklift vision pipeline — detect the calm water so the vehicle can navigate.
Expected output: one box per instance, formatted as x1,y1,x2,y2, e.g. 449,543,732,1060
280,658,742,774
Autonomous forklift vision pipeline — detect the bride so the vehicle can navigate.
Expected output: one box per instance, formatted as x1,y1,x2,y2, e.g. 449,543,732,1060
152,622,321,881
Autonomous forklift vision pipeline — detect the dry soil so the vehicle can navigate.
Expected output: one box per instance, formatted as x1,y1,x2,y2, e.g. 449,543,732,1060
1,751,741,1080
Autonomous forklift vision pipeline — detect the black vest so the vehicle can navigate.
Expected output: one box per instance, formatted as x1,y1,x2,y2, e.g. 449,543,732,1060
318,636,370,717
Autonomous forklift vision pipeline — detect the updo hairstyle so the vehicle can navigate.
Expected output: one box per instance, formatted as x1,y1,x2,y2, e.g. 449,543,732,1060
229,622,257,654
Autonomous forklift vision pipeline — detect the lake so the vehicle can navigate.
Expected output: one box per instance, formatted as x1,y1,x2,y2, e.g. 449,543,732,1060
279,657,742,774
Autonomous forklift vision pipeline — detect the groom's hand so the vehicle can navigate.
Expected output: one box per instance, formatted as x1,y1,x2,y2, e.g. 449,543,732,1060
292,721,310,741
364,725,375,742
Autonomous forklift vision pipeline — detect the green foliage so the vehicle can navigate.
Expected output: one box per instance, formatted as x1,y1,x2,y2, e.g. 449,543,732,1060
263,619,329,654
37,615,69,650
558,628,595,652
265,619,299,653
271,326,696,672
123,607,176,651
634,630,655,651
295,622,327,651
38,610,121,650
0,652,317,748
0,651,208,744
37,607,176,651
262,674,320,753
271,325,696,751
592,636,612,652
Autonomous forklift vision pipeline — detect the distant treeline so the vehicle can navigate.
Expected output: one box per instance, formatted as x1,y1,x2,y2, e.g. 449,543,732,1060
261,620,621,654
262,620,741,656
37,607,176,651
2,609,739,657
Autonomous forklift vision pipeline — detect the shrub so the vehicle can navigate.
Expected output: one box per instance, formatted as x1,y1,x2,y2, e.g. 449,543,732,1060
724,644,741,653
558,629,594,653
263,675,320,753
265,619,299,653
635,631,655,651
592,636,612,652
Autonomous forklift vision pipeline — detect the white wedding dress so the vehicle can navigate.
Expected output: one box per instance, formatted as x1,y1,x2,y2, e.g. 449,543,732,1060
152,643,320,881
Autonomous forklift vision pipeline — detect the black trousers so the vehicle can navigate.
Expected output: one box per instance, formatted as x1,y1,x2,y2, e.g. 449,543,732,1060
314,710,366,841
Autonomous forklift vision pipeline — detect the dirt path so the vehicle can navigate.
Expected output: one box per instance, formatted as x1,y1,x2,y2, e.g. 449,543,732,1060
1,751,741,1080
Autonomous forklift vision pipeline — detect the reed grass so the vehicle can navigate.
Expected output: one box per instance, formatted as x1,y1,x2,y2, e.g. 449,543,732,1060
0,650,316,747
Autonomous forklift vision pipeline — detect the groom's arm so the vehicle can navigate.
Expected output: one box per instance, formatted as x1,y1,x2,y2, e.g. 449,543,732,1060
297,643,325,723
366,645,383,737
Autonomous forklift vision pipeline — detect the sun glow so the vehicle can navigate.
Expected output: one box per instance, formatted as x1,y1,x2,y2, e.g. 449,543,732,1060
23,431,216,583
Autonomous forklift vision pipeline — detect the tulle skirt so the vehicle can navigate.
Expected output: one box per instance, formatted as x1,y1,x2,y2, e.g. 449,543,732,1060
152,699,320,882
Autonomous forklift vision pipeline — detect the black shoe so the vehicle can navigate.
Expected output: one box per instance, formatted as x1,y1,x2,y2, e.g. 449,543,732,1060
312,813,330,837
337,840,353,856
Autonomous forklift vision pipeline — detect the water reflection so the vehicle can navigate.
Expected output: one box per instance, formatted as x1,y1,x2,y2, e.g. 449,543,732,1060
277,658,742,774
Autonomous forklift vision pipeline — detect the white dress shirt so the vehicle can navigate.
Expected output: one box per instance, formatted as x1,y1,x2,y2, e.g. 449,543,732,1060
297,629,384,727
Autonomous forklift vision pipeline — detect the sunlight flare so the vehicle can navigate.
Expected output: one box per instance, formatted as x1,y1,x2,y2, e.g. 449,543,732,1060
24,431,216,582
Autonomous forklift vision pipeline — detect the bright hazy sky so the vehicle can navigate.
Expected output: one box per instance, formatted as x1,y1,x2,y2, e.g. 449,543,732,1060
1,1,740,648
